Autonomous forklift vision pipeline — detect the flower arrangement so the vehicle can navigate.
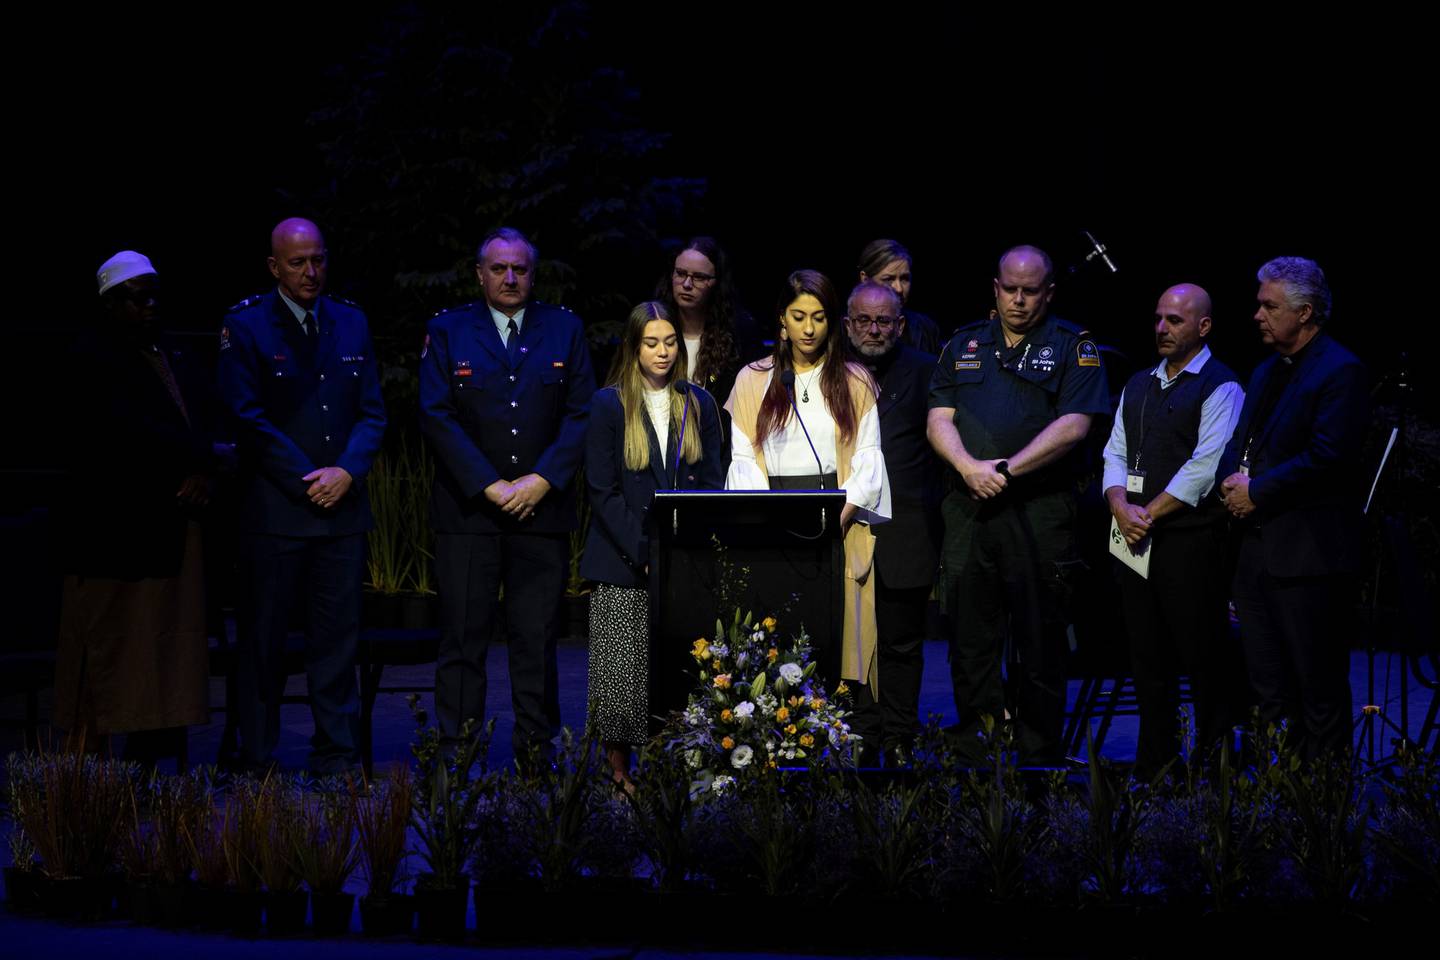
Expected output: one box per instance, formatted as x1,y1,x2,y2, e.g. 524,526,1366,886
675,610,857,793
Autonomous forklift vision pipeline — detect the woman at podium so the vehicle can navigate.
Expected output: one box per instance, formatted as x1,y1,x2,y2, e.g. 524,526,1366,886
580,301,725,789
724,270,891,702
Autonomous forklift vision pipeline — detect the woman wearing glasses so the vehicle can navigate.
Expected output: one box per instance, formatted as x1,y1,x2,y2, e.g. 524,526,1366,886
725,270,890,712
655,237,762,467
581,300,725,789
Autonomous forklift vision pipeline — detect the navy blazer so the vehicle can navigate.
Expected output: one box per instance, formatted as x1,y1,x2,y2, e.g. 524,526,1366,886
218,290,386,537
869,344,943,589
579,384,725,587
420,301,596,534
1216,331,1370,577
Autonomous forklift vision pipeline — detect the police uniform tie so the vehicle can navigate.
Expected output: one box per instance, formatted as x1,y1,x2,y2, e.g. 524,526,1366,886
302,310,317,338
506,318,521,365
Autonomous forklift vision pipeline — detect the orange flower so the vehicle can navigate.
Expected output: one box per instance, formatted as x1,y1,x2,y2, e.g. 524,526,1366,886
800,733,815,747
720,709,733,723
788,695,801,707
692,638,710,660
785,724,797,736
713,673,732,689
776,706,790,722
767,647,779,663
721,736,735,750
809,698,824,710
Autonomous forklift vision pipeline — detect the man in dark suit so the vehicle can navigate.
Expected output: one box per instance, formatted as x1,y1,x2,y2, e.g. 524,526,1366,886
844,280,941,766
419,227,596,757
218,218,387,775
1217,256,1369,760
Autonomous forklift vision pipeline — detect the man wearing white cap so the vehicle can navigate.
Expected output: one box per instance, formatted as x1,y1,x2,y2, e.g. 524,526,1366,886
218,219,387,776
53,251,217,764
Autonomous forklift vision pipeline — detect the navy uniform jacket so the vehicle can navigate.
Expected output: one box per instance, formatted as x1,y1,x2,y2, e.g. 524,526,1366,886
1216,331,1369,577
579,384,725,587
869,344,943,589
419,301,596,534
218,290,387,537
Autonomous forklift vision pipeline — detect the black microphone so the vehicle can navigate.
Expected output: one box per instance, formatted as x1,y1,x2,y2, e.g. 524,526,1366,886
670,380,692,488
780,369,825,489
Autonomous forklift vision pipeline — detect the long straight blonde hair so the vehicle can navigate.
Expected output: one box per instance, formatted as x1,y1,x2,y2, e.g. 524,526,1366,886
605,300,704,472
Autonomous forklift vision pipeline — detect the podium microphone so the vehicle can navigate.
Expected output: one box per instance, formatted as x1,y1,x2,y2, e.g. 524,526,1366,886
670,380,692,489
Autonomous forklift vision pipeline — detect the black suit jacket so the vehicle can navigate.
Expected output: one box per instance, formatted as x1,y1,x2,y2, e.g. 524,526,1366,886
870,344,943,589
1216,331,1370,577
420,300,596,534
59,330,216,578
579,385,725,587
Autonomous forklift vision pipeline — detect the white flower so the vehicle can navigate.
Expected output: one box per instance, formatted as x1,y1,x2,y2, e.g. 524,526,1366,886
685,749,703,769
734,701,755,719
779,663,803,685
751,629,766,642
735,652,748,669
730,745,755,769
712,774,735,792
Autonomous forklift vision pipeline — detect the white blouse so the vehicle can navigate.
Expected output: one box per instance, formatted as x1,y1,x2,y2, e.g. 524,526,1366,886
645,386,671,467
726,362,891,524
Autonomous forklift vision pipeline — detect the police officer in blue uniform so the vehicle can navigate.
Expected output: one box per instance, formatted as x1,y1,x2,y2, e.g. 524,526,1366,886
419,227,596,758
927,245,1110,763
218,217,387,775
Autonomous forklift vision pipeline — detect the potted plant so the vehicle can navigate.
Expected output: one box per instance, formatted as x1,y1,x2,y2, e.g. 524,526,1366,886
353,765,415,936
292,789,360,936
148,770,207,926
185,776,232,930
5,753,43,914
253,776,308,935
409,698,486,940
219,777,264,934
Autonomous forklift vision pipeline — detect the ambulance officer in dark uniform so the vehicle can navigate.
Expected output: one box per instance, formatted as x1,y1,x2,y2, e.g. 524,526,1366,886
419,227,596,758
927,245,1110,763
844,280,941,766
219,217,387,775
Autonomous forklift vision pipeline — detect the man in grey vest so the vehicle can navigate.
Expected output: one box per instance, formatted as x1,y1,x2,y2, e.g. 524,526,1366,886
1102,283,1244,779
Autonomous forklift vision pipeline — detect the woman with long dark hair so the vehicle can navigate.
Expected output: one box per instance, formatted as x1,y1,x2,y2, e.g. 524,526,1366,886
580,300,725,786
724,270,890,704
654,237,762,433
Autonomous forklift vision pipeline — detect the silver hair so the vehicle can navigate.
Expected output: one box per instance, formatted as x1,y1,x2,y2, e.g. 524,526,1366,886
476,226,538,265
1257,256,1331,325
846,280,903,317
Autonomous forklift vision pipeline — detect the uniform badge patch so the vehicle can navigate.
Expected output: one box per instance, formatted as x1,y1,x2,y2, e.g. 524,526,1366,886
955,361,981,370
1077,340,1101,367
219,326,231,351
552,360,565,368
967,339,979,351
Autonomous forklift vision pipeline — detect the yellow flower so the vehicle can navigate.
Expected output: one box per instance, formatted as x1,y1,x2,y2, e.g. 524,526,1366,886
713,673,732,689
800,733,815,747
692,638,710,660
775,706,790,722
767,758,777,769
835,681,850,696
720,709,733,723
767,647,779,663
809,698,824,711
788,695,801,707
762,616,778,632
785,724,797,736
721,736,735,750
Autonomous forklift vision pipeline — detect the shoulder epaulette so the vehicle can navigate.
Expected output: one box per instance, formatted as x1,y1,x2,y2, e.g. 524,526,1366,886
431,301,480,319
226,294,266,313
1054,318,1092,338
327,294,360,309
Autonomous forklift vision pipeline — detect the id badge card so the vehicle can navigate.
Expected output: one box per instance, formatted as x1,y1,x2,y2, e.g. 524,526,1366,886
1238,458,1251,477
1126,470,1146,493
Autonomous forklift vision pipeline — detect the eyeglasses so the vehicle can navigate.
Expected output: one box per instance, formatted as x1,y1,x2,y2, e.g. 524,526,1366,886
847,315,898,331
673,268,716,286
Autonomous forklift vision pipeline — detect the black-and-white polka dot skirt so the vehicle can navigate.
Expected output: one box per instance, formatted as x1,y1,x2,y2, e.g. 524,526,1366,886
586,581,650,746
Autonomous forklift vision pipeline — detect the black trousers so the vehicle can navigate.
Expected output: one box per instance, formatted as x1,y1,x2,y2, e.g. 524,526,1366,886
434,532,566,756
850,565,928,752
944,489,1076,761
1117,521,1241,777
236,532,365,773
1232,529,1354,760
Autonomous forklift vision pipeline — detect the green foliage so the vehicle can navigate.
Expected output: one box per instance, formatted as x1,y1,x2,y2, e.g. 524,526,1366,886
13,748,135,880
409,696,491,889
365,435,436,595
953,718,1042,903
351,764,414,897
293,790,361,895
